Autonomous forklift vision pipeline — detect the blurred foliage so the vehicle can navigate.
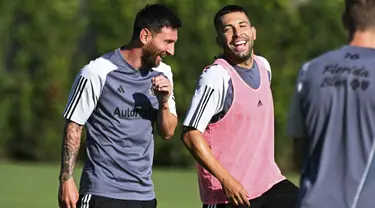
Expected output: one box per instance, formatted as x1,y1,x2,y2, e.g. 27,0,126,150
0,0,346,171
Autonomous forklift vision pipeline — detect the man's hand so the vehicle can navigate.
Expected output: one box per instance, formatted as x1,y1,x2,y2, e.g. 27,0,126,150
182,128,250,207
221,175,250,207
58,178,79,208
152,75,171,104
58,121,83,208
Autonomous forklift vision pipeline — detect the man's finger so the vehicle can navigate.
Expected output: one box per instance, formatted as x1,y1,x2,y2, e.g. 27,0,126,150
70,200,76,208
153,76,163,82
241,192,250,207
231,196,239,207
152,75,168,83
153,83,169,89
154,87,170,94
153,81,170,91
154,86,170,92
153,79,170,86
235,194,245,206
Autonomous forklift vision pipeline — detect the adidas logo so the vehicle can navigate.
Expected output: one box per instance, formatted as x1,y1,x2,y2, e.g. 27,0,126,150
117,85,125,93
257,100,263,107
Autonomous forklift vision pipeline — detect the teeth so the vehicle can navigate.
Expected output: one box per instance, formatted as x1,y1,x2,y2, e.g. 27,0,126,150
234,41,246,46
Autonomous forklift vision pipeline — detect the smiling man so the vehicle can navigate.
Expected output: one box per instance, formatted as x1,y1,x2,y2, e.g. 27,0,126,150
57,4,180,208
182,5,298,208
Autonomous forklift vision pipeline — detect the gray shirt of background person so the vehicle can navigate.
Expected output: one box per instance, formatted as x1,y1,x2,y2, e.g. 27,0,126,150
62,48,177,200
287,45,375,208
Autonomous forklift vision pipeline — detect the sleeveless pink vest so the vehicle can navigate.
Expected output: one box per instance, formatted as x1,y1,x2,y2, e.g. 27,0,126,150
197,56,285,204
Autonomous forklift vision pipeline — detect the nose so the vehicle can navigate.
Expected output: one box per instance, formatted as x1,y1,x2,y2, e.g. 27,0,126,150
166,44,175,56
233,26,242,38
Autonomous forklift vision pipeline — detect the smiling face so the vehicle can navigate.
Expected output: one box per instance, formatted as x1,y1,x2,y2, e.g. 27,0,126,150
216,11,256,63
140,27,178,68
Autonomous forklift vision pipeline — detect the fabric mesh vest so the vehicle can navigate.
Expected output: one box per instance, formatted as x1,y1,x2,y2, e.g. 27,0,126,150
198,56,285,204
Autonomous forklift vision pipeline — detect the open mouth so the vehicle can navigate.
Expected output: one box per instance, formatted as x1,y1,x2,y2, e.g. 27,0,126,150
158,54,166,59
232,40,247,52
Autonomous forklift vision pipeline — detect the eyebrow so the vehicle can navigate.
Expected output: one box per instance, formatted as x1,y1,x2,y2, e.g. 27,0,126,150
165,39,177,43
223,21,248,27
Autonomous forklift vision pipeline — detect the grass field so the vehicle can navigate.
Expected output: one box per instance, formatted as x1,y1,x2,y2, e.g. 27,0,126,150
0,163,299,208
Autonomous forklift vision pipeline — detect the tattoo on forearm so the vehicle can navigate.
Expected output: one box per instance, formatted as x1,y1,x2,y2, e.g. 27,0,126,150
59,122,82,182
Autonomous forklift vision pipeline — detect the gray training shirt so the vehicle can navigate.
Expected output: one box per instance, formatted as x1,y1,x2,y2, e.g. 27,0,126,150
287,45,375,208
62,48,177,200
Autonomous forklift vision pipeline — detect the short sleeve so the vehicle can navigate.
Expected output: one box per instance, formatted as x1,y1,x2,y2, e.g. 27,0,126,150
286,63,310,138
182,65,230,133
62,57,117,125
256,56,272,82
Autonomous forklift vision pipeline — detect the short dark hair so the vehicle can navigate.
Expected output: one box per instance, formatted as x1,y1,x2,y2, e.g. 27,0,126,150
132,4,182,40
343,0,375,33
214,5,249,32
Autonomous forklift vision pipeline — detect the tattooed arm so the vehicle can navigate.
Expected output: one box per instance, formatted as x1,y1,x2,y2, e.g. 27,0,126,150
58,59,102,208
59,121,83,182
58,121,83,208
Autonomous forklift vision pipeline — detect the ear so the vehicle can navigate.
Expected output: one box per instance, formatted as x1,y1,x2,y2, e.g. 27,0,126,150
139,28,152,45
251,26,257,40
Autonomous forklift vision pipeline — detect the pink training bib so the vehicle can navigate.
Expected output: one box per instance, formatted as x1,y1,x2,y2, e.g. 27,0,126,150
197,56,285,204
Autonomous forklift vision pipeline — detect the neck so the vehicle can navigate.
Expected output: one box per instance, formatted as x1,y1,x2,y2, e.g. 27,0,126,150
119,41,143,70
349,29,375,49
224,50,254,69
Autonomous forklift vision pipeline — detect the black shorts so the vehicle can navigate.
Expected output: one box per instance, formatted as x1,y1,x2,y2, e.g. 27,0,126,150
77,194,157,208
202,179,299,208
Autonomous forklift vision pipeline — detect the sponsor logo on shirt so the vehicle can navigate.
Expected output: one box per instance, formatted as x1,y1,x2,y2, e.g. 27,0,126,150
113,106,156,119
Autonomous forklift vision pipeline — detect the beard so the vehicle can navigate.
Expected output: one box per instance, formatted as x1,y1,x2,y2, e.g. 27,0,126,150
228,39,254,62
142,44,163,68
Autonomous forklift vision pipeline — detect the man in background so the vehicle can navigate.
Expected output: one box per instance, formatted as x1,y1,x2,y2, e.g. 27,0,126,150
287,0,375,207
